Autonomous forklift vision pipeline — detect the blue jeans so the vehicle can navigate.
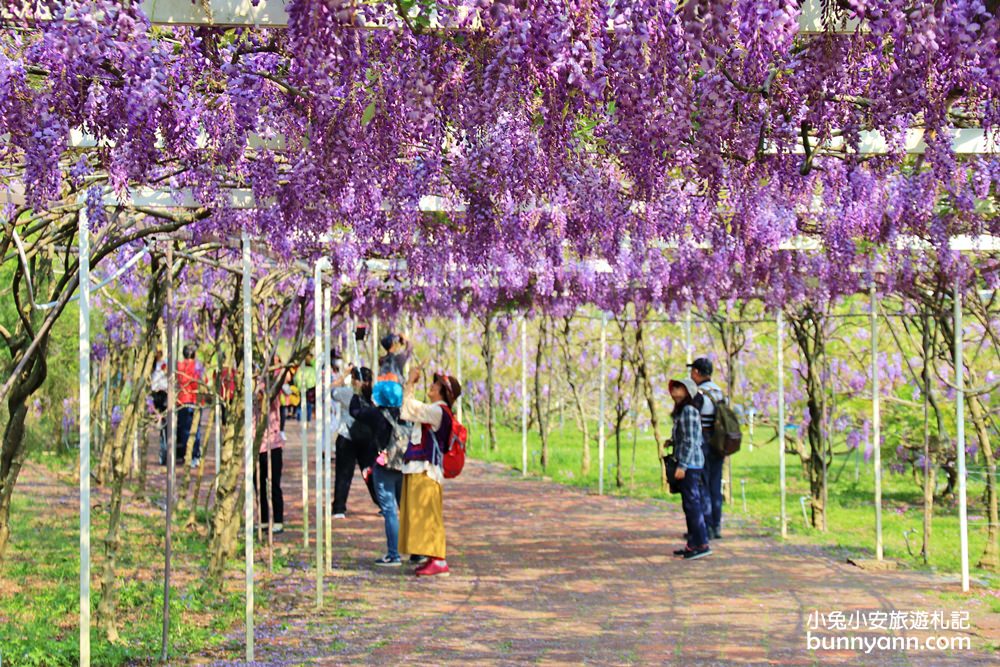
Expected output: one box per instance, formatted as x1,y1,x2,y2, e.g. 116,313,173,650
176,406,202,463
704,451,724,532
373,465,403,559
681,468,709,549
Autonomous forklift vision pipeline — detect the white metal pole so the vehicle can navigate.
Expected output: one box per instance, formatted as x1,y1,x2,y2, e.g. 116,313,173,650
313,262,324,605
350,316,359,366
521,316,528,477
240,233,255,662
323,284,333,572
371,314,379,370
777,310,787,539
300,365,308,550
455,315,463,422
78,204,91,667
871,283,883,561
684,308,693,365
954,279,970,592
160,244,175,663
598,312,608,496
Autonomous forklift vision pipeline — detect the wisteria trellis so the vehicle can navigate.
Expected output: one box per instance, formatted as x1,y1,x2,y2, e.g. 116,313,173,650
2,0,998,309
1,1,999,665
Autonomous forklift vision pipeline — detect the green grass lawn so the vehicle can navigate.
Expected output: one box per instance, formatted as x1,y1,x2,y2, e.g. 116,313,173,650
0,490,249,666
470,418,1000,591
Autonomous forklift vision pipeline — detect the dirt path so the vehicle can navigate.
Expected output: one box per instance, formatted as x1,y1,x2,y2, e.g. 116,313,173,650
8,416,997,665
193,426,998,666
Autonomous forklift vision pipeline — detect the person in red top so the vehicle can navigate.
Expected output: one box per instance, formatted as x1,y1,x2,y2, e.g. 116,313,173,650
214,352,237,425
175,343,203,467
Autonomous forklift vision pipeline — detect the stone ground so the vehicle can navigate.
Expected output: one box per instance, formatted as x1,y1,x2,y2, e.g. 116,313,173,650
192,425,999,666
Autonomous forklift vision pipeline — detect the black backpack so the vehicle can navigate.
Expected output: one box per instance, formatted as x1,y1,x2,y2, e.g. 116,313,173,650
378,407,412,471
709,397,742,457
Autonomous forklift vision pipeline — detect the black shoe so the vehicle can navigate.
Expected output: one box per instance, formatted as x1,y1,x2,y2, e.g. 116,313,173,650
684,546,712,560
711,527,722,539
673,547,691,556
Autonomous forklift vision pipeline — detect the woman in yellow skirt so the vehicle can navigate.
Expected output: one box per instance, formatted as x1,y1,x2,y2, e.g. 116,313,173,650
399,366,462,577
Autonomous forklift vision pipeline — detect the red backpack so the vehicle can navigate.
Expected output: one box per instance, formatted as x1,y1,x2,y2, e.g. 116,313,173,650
439,405,468,479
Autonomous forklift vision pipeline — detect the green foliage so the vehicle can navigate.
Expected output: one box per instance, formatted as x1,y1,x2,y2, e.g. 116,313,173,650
0,495,247,666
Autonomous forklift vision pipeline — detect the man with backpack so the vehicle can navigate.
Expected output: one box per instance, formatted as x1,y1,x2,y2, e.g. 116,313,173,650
689,357,740,540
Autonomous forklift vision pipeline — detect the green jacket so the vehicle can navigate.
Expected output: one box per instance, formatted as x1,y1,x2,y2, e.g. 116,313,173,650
295,364,316,390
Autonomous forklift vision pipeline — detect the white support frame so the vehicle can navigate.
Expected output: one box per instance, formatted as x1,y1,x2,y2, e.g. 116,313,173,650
312,260,326,605
323,284,333,573
871,283,883,561
521,315,528,477
240,232,255,663
777,310,787,539
598,312,608,496
954,280,970,592
78,201,91,667
455,315,463,422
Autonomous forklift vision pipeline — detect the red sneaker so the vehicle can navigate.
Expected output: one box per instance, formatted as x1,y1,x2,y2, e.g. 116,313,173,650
414,559,450,577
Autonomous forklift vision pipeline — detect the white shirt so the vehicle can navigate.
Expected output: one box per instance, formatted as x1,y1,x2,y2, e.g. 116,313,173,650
332,385,355,439
698,380,724,428
151,362,167,392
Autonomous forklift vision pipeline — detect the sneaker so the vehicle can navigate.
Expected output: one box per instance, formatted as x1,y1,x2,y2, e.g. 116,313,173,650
683,546,712,560
409,555,429,566
273,523,284,534
374,555,402,567
673,547,691,556
414,559,450,577
190,457,201,469
711,527,722,540
333,513,346,519
279,431,287,441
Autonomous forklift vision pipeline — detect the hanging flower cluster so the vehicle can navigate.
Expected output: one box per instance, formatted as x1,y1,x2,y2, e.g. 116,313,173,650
1,1,998,312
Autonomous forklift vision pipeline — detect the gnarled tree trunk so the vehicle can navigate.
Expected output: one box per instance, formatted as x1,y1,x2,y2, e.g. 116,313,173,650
787,306,828,530
481,313,498,452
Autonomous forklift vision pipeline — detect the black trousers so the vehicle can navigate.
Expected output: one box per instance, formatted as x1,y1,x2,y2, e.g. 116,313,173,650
332,435,377,514
255,448,284,524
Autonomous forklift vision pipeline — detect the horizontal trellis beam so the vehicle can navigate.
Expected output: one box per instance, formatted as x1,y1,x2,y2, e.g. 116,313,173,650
137,0,860,34
2,182,998,253
770,128,999,156
0,183,459,213
2,0,862,34
46,126,1000,157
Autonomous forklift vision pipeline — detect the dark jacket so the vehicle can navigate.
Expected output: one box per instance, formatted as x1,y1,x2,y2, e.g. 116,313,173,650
403,408,453,466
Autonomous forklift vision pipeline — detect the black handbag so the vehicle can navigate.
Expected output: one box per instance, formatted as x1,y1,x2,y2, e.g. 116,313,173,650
662,439,682,495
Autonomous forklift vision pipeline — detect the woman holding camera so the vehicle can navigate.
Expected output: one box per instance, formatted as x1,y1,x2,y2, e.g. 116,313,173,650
399,366,462,577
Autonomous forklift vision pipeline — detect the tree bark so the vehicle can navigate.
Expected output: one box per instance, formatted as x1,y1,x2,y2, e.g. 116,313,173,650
966,377,999,571
557,317,590,475
632,314,666,490
96,253,163,641
788,306,827,530
534,316,550,471
481,313,498,452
